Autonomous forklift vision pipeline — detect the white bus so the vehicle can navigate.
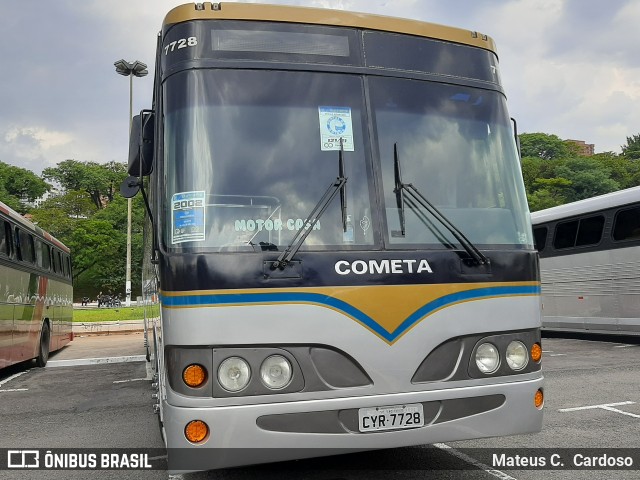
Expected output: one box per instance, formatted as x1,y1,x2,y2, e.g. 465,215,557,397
531,186,640,335
0,200,73,369
123,2,543,473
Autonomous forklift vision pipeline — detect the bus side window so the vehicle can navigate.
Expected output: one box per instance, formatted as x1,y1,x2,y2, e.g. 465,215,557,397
16,228,35,263
533,226,547,252
613,207,640,241
575,215,604,247
553,215,604,250
553,220,578,250
62,254,69,278
52,248,62,274
0,220,8,256
36,239,51,270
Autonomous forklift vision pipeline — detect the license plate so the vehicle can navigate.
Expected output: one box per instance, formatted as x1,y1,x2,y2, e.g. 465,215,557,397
358,403,424,432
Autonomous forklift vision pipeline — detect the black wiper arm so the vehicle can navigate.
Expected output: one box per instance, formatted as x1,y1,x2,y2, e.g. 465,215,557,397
393,142,489,266
393,143,406,237
339,139,348,232
271,141,348,270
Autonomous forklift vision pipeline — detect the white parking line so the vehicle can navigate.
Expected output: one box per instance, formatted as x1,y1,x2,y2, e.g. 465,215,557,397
46,355,147,368
434,443,517,480
0,370,30,388
613,344,638,348
113,378,148,384
0,388,28,393
559,401,640,418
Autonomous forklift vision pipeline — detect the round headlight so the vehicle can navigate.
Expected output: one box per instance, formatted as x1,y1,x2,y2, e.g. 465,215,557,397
260,355,292,389
475,342,500,374
218,357,250,392
506,341,529,371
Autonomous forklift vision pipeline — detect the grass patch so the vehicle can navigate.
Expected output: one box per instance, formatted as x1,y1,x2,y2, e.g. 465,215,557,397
73,306,145,322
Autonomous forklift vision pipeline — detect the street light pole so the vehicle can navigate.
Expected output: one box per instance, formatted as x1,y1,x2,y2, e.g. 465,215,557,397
114,59,148,307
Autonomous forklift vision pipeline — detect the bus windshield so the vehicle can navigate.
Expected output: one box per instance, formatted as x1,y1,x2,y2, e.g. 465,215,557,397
163,69,374,252
370,77,532,248
163,70,532,252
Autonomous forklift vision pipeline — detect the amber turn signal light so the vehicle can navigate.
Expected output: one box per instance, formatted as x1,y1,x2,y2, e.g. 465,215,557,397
534,389,544,409
183,364,207,388
185,420,209,443
530,342,542,363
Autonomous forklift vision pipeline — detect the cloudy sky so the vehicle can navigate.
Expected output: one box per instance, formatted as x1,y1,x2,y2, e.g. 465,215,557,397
1,0,639,174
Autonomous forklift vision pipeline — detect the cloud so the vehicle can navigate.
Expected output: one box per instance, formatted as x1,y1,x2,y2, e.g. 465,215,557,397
5,127,72,150
0,0,638,172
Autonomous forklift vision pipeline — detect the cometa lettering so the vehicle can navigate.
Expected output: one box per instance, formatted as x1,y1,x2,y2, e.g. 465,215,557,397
335,259,433,275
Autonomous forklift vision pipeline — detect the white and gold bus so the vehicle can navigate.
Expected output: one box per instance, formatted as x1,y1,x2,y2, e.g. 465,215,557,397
0,200,73,370
123,2,543,472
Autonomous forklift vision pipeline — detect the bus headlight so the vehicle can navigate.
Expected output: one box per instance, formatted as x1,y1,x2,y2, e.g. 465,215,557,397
505,341,529,371
218,357,250,392
260,355,292,389
475,342,500,374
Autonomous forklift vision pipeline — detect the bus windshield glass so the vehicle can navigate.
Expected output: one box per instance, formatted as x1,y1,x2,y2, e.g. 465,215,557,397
163,70,532,252
163,69,374,252
369,77,532,249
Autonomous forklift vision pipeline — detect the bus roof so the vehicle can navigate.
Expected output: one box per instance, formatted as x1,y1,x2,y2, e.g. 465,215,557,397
531,186,640,225
0,199,70,253
164,2,497,54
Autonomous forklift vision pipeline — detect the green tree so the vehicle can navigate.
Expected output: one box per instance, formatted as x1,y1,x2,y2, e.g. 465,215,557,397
519,133,572,160
0,161,49,212
527,177,572,211
621,134,640,159
69,195,144,299
68,219,125,281
29,206,76,242
29,190,96,242
521,156,558,194
31,159,138,298
42,160,127,210
0,183,23,212
554,158,620,202
594,153,640,189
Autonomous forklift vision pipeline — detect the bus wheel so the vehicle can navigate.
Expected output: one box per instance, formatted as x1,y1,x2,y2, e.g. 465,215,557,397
36,322,51,367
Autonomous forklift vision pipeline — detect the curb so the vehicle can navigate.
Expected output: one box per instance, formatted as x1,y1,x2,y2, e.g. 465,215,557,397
73,320,145,336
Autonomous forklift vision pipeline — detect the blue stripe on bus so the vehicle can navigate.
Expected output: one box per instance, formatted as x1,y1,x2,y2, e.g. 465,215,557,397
160,285,540,343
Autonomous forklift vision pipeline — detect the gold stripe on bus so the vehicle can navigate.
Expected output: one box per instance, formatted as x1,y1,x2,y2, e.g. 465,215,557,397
161,281,539,334
163,2,497,53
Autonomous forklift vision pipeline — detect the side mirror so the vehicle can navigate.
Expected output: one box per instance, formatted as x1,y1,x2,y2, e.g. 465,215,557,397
120,175,141,199
128,110,155,176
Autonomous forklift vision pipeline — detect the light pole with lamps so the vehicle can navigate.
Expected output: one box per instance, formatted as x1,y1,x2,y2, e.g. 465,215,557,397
114,59,148,307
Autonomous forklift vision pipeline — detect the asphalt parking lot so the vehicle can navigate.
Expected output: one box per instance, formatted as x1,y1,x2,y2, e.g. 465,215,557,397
1,332,639,480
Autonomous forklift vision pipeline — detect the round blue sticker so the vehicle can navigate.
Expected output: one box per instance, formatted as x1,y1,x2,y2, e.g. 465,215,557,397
327,116,347,135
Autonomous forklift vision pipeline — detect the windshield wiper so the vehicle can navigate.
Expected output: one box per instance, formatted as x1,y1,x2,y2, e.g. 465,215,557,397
271,140,348,270
393,143,489,266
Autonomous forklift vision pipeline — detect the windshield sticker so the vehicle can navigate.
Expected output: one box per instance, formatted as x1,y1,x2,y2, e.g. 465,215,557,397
318,106,355,152
235,218,321,232
360,215,371,235
171,191,206,244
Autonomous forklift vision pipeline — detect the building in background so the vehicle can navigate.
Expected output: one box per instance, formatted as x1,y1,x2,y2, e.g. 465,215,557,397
22,186,63,209
566,139,595,156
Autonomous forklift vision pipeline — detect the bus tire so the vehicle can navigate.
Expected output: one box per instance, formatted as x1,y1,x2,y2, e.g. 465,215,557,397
36,321,51,368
